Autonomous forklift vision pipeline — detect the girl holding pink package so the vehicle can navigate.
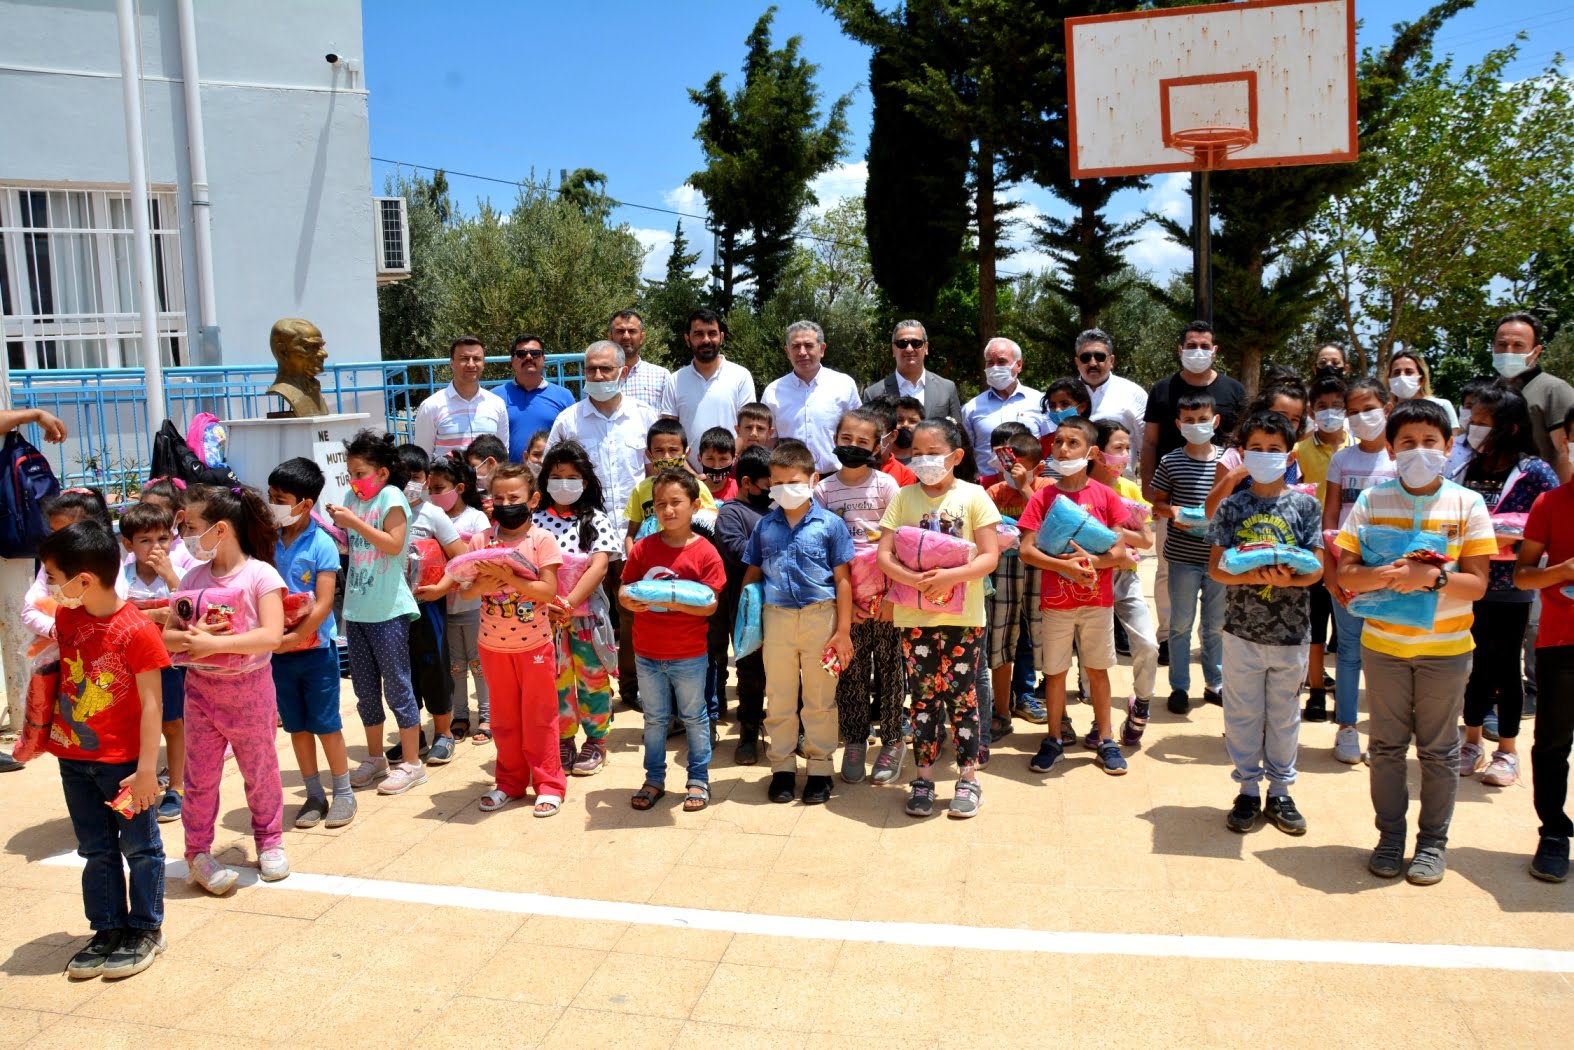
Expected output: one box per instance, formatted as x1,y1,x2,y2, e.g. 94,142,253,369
163,485,287,894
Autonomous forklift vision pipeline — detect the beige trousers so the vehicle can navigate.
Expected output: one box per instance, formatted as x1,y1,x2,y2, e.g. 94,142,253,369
763,602,839,776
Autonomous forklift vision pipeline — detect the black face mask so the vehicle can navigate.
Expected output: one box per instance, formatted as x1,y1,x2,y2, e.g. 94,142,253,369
894,427,914,449
492,503,532,529
745,486,773,510
833,444,877,468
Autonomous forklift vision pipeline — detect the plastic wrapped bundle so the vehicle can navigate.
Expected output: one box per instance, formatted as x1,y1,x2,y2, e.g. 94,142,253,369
1491,513,1528,539
1346,525,1450,629
1120,499,1152,529
1219,542,1322,576
283,592,318,651
885,526,976,613
10,656,58,762
444,546,541,584
849,548,887,613
733,581,764,658
170,588,257,672
405,537,448,591
996,517,1021,553
625,578,716,613
1173,505,1210,534
1030,494,1118,557
555,548,600,614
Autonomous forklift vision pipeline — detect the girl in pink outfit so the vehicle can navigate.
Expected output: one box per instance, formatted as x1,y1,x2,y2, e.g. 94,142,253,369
163,485,287,896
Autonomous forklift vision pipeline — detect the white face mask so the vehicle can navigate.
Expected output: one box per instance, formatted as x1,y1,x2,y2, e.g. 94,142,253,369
1242,450,1289,485
403,481,426,505
1053,456,1088,477
184,522,220,562
1180,348,1214,374
1395,447,1447,488
526,461,542,479
1389,373,1422,400
547,478,584,505
1466,424,1492,451
1315,409,1346,434
1493,352,1530,380
49,576,87,610
1348,408,1387,441
584,378,622,402
269,502,303,528
770,482,812,510
909,454,952,486
984,364,1017,392
1179,421,1216,445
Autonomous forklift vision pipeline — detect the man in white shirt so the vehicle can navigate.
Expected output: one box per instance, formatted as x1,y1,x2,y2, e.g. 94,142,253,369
959,336,1047,482
1075,327,1148,465
862,320,964,422
546,340,657,538
762,320,862,473
609,308,672,409
660,308,755,469
413,336,510,457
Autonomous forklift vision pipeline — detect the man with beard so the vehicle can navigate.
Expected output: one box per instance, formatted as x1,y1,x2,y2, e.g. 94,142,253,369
660,309,755,470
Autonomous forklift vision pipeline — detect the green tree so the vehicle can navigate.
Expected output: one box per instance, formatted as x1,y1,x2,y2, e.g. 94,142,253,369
377,168,456,361
688,6,853,311
1309,43,1574,380
557,168,612,219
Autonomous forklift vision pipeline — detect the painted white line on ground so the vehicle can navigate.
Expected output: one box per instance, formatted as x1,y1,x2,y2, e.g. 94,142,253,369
38,852,1574,973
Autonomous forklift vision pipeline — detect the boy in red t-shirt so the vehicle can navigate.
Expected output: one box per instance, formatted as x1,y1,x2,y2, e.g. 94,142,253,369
621,470,726,813
1514,405,1574,883
40,521,171,980
1017,417,1134,777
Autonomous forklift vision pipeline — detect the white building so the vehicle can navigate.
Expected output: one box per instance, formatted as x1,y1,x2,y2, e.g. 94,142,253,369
0,0,393,373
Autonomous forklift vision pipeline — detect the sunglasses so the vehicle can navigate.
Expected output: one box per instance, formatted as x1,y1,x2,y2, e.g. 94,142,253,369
893,338,926,350
512,348,544,360
1078,351,1108,364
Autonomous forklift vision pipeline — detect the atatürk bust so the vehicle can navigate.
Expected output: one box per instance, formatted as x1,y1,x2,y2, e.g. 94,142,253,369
266,318,331,417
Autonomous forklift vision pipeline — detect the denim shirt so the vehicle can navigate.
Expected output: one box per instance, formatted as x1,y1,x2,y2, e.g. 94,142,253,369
743,502,854,609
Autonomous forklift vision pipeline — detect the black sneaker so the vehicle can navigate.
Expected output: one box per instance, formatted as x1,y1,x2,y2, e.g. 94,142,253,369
767,771,796,804
1167,689,1190,715
1156,639,1170,666
802,775,832,805
1265,794,1307,835
1303,689,1328,723
66,929,124,979
1028,738,1065,774
1226,794,1261,832
1204,687,1223,707
735,730,759,766
1530,836,1570,883
101,928,165,979
1368,838,1405,878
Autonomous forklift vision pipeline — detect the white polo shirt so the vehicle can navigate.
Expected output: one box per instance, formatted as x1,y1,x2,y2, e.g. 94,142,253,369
1086,372,1149,465
546,394,658,537
762,366,863,473
413,383,510,457
660,357,756,468
959,382,1048,476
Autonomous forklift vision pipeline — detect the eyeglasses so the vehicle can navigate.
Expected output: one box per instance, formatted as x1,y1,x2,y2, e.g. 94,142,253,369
893,339,926,350
1078,352,1108,364
512,348,544,360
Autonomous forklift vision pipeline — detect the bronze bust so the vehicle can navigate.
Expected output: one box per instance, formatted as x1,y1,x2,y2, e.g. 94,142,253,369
266,318,331,417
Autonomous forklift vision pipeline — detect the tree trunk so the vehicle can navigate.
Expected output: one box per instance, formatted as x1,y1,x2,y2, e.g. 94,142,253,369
976,136,997,349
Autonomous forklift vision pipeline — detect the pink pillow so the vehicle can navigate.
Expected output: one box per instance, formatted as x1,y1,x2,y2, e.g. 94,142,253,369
556,548,601,614
444,547,540,585
850,548,886,614
886,526,975,613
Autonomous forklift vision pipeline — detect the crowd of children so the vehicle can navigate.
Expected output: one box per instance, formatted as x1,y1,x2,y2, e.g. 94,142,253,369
12,310,1574,984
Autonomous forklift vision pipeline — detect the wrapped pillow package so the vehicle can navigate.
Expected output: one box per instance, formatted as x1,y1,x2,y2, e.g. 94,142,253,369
996,517,1021,553
405,537,449,590
282,592,319,651
555,548,603,614
444,547,540,585
849,548,886,613
625,578,716,613
1219,542,1322,576
1120,498,1152,529
10,654,57,763
1031,494,1118,557
733,581,764,658
169,588,258,672
1346,525,1449,629
1173,505,1210,533
886,526,975,613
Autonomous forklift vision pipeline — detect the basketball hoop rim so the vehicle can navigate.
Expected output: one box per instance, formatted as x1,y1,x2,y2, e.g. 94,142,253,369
1168,126,1256,150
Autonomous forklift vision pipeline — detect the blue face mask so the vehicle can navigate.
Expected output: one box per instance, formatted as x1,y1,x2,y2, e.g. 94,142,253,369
1047,407,1078,425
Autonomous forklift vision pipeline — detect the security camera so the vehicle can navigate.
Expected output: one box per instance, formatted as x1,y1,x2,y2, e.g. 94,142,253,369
325,52,341,65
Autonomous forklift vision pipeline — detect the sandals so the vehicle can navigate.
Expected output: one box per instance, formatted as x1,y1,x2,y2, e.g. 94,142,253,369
478,789,516,813
471,724,492,745
451,719,470,741
533,794,562,818
630,784,666,811
682,784,710,812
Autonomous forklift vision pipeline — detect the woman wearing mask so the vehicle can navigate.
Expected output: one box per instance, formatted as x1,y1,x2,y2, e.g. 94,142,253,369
1386,350,1460,434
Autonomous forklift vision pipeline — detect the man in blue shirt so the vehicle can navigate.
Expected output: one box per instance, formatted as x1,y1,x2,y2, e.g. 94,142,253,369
494,334,575,462
742,440,854,806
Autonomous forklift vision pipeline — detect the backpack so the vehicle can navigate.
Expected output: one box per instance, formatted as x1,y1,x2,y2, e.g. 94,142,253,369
186,412,229,470
0,430,61,559
150,419,207,486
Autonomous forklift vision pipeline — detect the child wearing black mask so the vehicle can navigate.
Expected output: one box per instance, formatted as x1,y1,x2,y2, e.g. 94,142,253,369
712,445,775,763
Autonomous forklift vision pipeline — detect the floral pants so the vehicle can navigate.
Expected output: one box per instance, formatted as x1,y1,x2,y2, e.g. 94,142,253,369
902,625,984,773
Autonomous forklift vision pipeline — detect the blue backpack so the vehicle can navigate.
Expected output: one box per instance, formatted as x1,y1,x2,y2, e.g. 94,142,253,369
0,430,60,559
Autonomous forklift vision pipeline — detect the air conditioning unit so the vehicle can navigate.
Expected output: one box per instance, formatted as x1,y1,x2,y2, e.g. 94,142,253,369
374,196,410,285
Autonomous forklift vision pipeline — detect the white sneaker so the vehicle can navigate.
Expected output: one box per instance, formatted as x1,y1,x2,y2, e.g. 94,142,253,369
258,847,290,882
187,851,239,895
348,756,389,789
1334,726,1363,765
1480,750,1519,787
377,761,428,795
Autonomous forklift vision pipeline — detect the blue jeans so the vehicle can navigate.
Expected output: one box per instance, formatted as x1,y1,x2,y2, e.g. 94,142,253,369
1328,595,1366,725
637,655,712,787
59,758,165,931
1166,560,1223,694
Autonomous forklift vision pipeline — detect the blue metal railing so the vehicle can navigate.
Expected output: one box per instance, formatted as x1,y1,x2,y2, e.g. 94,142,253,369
8,353,584,489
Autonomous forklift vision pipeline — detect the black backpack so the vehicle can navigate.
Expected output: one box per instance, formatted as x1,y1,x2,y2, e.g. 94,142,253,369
0,430,60,559
149,418,239,487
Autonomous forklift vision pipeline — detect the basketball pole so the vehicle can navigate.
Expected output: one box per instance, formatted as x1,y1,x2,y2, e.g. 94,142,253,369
1191,170,1213,326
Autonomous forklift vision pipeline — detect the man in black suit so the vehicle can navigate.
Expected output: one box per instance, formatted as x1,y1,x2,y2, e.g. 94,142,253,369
862,320,964,422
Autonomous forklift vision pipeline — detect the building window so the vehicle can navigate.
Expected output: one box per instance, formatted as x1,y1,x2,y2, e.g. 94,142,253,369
0,185,187,371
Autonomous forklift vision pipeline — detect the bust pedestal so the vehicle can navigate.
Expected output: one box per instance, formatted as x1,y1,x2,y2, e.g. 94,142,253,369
221,413,370,505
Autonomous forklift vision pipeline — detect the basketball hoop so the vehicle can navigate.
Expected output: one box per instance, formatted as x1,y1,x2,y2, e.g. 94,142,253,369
1168,126,1257,169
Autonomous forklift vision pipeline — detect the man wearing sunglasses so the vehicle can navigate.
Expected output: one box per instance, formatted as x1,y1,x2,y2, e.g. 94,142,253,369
495,333,575,463
862,320,963,423
1074,328,1147,466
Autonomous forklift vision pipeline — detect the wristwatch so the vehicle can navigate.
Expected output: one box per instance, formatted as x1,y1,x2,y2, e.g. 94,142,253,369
1427,565,1449,592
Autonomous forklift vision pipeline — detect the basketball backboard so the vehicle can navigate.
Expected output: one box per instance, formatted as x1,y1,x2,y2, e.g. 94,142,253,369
1066,0,1357,178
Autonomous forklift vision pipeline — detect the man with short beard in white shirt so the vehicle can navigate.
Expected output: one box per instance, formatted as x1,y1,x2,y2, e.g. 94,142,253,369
661,308,755,470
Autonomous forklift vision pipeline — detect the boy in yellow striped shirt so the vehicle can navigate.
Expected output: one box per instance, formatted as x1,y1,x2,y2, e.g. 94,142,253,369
1337,400,1494,887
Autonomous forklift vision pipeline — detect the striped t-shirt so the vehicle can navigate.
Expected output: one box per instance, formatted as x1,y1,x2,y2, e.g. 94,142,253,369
1152,446,1219,565
1335,478,1495,658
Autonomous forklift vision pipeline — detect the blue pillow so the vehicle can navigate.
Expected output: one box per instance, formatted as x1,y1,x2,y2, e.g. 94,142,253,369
1031,494,1117,557
1173,505,1210,533
1346,525,1449,629
733,582,764,659
626,578,716,613
1219,543,1322,576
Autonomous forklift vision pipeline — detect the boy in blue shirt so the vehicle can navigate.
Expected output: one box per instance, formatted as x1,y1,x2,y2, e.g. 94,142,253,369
267,458,355,830
743,440,855,805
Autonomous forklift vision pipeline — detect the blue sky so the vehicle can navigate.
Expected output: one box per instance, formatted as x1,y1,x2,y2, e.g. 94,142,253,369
364,0,1572,284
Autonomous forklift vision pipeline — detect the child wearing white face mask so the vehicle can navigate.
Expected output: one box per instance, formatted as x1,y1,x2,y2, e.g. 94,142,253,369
534,441,620,776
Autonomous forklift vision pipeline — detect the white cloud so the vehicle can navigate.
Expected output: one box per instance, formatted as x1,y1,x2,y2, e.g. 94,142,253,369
1149,171,1192,222
807,160,868,214
630,227,674,282
1126,224,1191,278
663,184,703,212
